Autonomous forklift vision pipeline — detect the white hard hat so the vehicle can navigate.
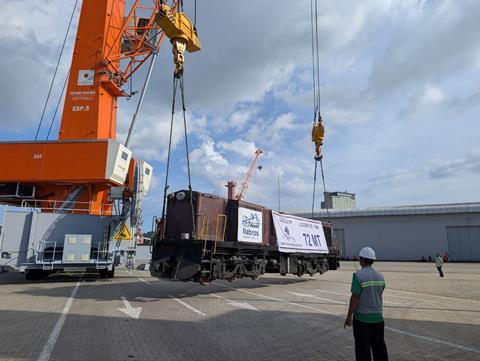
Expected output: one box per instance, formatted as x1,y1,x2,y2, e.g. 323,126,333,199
359,247,376,260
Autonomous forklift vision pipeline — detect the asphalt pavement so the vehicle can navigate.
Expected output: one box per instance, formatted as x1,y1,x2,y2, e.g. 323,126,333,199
1,262,479,361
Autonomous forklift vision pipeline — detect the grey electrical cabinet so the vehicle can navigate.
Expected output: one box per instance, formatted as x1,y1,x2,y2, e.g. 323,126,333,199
62,234,93,263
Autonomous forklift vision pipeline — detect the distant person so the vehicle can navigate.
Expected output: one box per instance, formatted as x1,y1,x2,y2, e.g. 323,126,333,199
435,254,444,277
344,247,388,361
443,251,449,262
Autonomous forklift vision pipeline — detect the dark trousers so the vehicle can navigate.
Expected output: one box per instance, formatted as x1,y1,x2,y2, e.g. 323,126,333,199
353,317,388,361
437,266,444,277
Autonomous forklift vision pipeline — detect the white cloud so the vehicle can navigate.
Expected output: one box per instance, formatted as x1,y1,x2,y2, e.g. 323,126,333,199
369,0,480,95
119,110,184,161
218,139,258,159
0,0,78,134
246,112,299,147
0,0,78,44
190,137,229,175
420,84,446,105
228,108,258,131
428,149,480,179
324,108,371,125
188,137,251,195
272,113,296,131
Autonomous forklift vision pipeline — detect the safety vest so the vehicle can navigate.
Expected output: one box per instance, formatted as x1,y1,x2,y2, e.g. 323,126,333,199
355,266,385,315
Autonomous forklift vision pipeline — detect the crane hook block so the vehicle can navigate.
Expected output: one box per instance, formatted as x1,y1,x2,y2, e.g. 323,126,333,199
312,118,325,161
156,4,201,75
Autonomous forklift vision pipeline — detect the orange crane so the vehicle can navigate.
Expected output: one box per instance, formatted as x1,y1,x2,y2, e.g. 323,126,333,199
0,0,200,279
0,0,200,215
226,149,263,201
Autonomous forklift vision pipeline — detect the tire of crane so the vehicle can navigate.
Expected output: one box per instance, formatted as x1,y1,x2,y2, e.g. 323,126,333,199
99,269,108,278
25,269,44,281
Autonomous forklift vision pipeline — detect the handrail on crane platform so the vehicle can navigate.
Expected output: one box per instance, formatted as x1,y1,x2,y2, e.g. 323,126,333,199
18,199,115,216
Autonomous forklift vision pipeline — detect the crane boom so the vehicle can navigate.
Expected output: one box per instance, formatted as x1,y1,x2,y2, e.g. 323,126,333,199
235,149,263,201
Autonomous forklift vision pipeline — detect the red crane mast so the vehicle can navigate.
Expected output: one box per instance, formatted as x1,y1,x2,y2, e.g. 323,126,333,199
235,149,263,201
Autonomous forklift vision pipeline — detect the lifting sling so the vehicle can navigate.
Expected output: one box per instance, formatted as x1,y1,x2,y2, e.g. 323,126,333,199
310,0,330,221
161,72,196,239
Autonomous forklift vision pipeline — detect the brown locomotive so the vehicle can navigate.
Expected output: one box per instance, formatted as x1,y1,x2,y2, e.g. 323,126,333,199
150,190,340,283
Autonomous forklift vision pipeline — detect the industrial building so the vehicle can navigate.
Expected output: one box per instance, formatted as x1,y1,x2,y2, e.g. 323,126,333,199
299,202,480,261
321,191,356,209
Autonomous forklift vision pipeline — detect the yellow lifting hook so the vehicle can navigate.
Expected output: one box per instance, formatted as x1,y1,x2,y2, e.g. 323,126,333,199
311,115,325,161
156,3,202,76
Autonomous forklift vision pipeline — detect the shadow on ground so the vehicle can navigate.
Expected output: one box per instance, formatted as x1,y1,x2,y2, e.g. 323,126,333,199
1,307,479,361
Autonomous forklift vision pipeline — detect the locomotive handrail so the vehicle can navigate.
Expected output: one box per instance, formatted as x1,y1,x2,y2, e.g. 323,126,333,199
199,213,209,239
214,214,227,254
199,213,210,256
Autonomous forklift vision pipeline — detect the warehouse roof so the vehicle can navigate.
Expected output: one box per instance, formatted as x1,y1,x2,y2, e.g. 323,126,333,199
296,202,480,218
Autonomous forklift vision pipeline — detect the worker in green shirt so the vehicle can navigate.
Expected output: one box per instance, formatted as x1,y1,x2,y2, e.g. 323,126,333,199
344,247,388,361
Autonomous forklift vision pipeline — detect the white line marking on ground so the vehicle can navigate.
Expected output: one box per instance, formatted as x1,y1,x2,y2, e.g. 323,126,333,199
215,283,338,316
138,277,150,285
383,292,438,303
385,326,480,355
310,284,461,307
303,286,350,297
217,283,480,355
211,293,260,311
305,287,400,305
168,295,207,316
385,288,443,302
119,296,142,319
322,280,466,303
37,281,80,361
288,291,347,305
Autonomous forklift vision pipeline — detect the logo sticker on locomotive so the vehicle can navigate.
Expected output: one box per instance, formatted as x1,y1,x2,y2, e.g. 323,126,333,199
272,211,328,254
238,207,263,244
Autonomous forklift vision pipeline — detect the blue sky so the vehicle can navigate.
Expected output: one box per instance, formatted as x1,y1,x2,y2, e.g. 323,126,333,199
1,0,480,230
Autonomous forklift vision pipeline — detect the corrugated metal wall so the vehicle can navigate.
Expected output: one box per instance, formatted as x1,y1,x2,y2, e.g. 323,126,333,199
446,226,480,261
327,213,480,261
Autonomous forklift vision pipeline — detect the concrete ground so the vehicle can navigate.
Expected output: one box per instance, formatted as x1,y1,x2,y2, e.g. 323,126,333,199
0,261,479,361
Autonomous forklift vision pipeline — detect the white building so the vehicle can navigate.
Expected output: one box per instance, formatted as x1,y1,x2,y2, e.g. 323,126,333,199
321,191,356,209
299,202,480,261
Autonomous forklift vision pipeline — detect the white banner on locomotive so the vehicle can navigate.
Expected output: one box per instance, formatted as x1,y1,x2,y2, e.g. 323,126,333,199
272,211,328,253
237,207,263,244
